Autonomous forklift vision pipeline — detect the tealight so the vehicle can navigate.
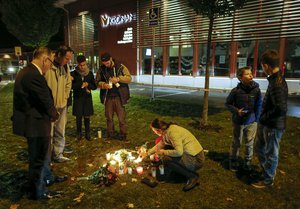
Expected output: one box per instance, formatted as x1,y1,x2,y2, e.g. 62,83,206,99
136,166,143,175
106,153,111,161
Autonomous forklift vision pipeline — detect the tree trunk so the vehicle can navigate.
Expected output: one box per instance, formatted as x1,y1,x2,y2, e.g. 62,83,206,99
201,16,214,126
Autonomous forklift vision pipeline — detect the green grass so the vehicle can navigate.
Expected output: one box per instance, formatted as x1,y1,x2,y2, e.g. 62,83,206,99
0,83,300,209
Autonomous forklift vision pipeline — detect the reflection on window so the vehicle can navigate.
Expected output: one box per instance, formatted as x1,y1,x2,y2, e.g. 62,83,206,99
169,46,179,75
285,38,300,78
256,39,278,77
197,44,207,76
141,47,163,75
181,45,193,75
214,42,230,76
237,40,255,75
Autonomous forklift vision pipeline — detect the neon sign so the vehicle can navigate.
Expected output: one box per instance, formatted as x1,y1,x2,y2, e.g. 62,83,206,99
101,13,134,27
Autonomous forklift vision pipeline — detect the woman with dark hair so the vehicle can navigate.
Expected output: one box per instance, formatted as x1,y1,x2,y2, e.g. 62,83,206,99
147,118,205,191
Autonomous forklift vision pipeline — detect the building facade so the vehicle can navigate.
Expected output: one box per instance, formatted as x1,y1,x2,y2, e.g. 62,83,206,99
64,0,300,93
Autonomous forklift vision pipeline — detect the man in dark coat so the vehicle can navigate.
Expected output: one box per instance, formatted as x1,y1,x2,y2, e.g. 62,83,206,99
12,47,61,200
71,55,96,140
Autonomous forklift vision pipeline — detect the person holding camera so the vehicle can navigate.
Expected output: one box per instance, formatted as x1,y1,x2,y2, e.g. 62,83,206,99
96,52,132,142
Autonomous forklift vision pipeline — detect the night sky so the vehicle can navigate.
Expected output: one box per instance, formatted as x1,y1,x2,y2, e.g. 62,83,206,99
0,19,64,49
0,20,21,48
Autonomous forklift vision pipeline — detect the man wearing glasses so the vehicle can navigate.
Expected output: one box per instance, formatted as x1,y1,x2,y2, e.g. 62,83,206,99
12,47,62,200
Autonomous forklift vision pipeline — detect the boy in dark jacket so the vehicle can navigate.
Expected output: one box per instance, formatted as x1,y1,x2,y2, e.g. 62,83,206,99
225,66,262,171
252,50,288,188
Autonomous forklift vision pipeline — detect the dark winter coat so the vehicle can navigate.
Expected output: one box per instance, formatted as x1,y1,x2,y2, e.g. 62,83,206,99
260,71,288,130
225,81,262,125
71,68,97,117
12,63,58,137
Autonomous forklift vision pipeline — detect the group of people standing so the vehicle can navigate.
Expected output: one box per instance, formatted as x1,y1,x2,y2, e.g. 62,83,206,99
12,46,132,200
11,47,287,199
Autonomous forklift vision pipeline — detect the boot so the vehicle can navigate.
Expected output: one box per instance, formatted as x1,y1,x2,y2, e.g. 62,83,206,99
166,160,199,192
84,117,91,141
76,117,82,140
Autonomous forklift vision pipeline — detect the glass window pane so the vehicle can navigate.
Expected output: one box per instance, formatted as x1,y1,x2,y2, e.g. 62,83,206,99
237,40,255,73
285,38,300,78
142,48,151,75
168,46,179,75
181,45,193,75
256,39,279,77
215,42,230,76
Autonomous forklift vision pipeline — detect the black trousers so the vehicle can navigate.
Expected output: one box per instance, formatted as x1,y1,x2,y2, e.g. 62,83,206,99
27,136,51,198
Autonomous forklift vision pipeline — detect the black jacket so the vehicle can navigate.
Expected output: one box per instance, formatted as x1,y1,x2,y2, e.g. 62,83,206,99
71,68,97,116
225,81,262,125
12,63,58,137
260,71,288,130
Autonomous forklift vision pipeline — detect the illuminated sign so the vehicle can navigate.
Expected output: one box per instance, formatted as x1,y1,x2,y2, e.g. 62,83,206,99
101,13,134,27
117,27,133,44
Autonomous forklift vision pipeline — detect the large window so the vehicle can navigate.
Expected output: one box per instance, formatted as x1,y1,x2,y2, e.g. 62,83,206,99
168,46,179,75
256,39,279,77
285,38,300,78
141,48,151,75
237,40,255,72
197,43,207,76
214,42,230,76
181,45,193,75
141,47,163,75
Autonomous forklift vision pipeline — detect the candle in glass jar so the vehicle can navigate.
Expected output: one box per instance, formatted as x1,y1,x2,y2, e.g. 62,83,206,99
106,153,111,161
136,166,143,175
159,164,164,175
151,167,156,178
127,167,133,175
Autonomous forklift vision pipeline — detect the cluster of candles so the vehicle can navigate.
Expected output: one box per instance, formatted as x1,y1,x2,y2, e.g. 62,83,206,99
105,150,144,175
104,150,165,177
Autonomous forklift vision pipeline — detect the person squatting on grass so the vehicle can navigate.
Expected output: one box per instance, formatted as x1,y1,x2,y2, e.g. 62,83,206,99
145,118,205,192
225,66,262,171
251,50,288,189
71,55,97,141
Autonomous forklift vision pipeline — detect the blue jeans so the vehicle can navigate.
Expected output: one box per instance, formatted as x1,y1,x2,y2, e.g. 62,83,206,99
231,122,257,161
255,124,284,182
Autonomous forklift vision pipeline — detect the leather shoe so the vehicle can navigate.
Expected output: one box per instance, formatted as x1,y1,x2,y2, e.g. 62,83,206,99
40,190,63,199
28,190,63,200
46,175,68,186
182,175,199,192
55,175,68,183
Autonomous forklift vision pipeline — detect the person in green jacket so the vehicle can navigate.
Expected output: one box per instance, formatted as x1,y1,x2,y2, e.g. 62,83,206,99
147,118,205,192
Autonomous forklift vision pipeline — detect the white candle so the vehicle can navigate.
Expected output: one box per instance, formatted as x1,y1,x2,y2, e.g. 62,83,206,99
127,167,133,175
136,166,143,175
106,153,111,161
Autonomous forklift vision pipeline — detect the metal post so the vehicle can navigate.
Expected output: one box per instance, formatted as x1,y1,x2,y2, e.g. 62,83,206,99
151,27,155,101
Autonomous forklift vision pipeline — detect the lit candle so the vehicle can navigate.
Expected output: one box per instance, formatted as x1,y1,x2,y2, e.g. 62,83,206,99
136,166,143,175
106,153,111,161
127,167,133,175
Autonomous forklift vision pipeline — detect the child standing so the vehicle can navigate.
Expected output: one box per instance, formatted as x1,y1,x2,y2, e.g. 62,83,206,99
225,66,262,171
71,55,97,140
